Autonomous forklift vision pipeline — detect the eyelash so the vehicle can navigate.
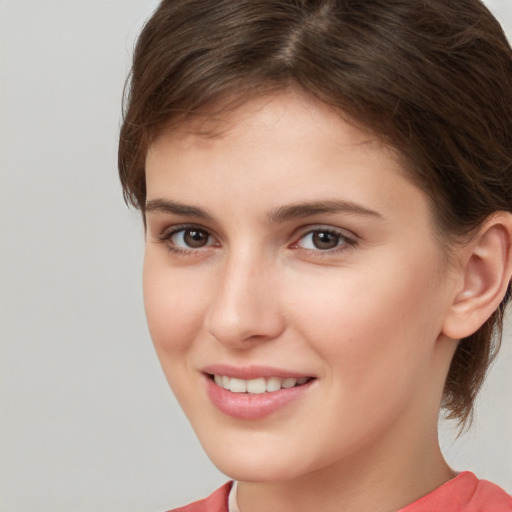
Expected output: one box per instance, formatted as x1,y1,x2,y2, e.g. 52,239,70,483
156,224,358,256
157,224,217,255
290,227,358,255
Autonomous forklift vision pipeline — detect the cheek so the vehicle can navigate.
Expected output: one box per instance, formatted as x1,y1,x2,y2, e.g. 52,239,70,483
287,252,447,388
142,252,208,358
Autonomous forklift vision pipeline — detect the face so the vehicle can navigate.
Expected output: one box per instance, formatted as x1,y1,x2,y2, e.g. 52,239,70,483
143,92,459,482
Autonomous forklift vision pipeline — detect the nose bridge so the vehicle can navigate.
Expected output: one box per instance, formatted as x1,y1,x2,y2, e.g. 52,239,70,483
205,244,283,346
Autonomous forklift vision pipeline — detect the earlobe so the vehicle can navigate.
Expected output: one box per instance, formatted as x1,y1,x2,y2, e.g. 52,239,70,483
442,213,512,340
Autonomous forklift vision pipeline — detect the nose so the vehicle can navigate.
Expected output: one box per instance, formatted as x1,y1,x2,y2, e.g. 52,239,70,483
204,249,286,348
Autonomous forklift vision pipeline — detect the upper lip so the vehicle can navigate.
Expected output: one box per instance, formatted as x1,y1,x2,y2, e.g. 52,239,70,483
201,364,314,380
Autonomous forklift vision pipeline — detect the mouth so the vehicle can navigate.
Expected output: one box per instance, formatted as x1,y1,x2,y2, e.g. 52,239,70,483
207,374,315,394
202,365,317,419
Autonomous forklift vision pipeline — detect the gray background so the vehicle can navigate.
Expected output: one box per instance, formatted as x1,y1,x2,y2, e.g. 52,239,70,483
1,1,511,511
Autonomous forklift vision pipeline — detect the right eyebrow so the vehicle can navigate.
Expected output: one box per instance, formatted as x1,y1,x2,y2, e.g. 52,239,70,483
145,199,213,220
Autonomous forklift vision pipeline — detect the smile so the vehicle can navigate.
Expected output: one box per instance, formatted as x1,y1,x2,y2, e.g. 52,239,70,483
204,371,316,420
211,375,312,394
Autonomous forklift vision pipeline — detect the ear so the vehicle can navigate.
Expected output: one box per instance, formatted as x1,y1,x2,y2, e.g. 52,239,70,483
442,212,512,340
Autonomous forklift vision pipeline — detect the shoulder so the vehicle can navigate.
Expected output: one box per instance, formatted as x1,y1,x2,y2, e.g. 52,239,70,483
401,472,512,512
166,482,233,512
466,476,512,512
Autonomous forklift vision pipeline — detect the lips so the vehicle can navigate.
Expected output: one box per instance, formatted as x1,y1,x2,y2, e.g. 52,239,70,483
202,365,316,420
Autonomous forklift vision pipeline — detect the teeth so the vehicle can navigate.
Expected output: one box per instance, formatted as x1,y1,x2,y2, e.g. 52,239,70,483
281,377,297,388
212,375,310,394
229,378,247,393
266,376,282,392
246,378,266,394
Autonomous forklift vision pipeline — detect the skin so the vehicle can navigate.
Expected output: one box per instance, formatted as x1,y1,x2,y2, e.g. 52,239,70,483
143,91,466,512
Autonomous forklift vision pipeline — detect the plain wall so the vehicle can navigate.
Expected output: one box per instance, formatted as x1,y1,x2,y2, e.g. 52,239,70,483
1,1,511,510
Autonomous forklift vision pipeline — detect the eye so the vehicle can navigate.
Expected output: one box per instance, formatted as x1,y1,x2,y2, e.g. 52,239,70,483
294,228,354,251
162,226,217,251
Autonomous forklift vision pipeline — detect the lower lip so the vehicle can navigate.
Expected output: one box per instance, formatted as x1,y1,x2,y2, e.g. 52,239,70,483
204,375,314,420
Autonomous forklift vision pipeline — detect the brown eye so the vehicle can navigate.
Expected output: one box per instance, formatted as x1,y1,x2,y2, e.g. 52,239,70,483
311,231,340,250
170,227,214,249
183,229,209,248
295,228,353,252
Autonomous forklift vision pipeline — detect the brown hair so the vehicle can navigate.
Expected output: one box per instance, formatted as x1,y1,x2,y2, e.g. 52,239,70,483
119,0,512,426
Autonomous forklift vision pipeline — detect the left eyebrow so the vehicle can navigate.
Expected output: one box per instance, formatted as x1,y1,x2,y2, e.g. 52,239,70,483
267,200,383,223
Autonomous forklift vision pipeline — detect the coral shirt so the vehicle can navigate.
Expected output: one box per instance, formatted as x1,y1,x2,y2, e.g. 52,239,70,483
167,472,512,512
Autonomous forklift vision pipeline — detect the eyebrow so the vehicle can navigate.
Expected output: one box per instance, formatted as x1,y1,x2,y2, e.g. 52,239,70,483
144,198,383,222
267,200,383,223
145,199,213,219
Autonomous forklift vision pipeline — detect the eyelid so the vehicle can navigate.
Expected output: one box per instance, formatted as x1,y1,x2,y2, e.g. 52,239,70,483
157,222,214,238
156,223,220,253
290,225,358,252
153,222,358,256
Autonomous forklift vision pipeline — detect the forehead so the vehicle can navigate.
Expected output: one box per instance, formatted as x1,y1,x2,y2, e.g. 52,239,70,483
147,90,399,174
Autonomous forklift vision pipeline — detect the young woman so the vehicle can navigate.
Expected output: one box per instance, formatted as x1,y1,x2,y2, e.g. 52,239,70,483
119,1,512,510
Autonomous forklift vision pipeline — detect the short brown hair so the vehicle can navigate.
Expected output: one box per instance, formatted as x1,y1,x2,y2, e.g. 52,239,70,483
119,0,512,426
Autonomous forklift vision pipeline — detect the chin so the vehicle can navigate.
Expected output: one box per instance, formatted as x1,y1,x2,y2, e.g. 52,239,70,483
199,433,323,483
212,456,306,483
